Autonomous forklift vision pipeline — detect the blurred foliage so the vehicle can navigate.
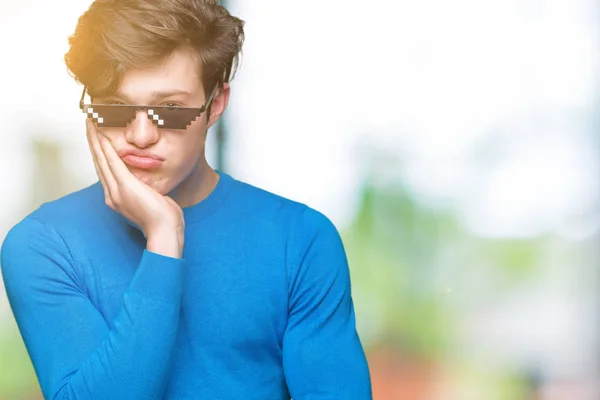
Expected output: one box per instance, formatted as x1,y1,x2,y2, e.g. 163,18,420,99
342,181,460,358
0,320,40,400
437,360,539,400
342,178,548,361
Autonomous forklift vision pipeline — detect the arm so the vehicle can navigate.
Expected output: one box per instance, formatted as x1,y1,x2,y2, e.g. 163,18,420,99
283,209,372,400
1,217,183,400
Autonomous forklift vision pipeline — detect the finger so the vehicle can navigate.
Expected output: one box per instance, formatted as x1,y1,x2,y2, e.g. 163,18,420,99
85,122,113,204
89,128,117,193
88,141,110,198
89,128,119,198
98,133,134,187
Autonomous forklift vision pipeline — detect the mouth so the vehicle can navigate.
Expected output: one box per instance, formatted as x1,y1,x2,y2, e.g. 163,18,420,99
118,149,164,170
121,154,163,169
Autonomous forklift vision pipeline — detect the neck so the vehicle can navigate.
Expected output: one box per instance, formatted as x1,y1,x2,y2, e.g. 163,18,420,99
169,159,220,209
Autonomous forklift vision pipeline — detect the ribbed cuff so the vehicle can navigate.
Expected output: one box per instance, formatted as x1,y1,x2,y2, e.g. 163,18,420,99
129,249,185,304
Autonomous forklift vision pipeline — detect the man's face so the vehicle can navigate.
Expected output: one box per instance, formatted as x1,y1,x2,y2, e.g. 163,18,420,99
86,48,228,195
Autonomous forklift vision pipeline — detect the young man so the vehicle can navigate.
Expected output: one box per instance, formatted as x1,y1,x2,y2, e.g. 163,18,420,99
1,0,371,399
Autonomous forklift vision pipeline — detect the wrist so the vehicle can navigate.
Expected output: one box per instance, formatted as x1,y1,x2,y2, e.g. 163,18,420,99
146,227,184,259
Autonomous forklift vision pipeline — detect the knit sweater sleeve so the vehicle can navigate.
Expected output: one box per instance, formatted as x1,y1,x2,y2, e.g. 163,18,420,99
282,208,372,399
1,217,183,400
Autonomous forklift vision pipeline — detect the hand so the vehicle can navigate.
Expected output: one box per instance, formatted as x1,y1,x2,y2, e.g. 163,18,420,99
86,125,184,256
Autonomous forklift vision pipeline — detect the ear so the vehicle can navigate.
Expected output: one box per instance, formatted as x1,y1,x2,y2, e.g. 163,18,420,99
207,83,231,129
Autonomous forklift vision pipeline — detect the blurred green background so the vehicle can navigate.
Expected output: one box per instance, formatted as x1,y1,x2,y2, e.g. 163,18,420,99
1,0,599,399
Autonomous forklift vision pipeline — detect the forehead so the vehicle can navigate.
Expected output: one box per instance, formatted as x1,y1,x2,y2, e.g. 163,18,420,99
116,48,203,100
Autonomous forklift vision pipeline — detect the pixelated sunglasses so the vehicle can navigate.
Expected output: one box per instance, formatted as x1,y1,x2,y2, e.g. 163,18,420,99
79,85,218,130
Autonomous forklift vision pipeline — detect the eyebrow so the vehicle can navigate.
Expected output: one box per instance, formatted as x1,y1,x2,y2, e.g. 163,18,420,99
108,89,193,103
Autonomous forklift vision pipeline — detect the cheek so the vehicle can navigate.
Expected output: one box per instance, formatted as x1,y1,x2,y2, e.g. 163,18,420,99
178,120,207,154
165,127,207,169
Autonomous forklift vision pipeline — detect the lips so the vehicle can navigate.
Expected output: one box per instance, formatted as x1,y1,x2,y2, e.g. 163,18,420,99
118,149,164,169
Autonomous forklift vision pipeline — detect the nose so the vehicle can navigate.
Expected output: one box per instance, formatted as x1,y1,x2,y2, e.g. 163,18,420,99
125,110,160,148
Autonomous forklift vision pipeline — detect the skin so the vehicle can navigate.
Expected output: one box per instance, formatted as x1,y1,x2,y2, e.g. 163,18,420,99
86,47,230,258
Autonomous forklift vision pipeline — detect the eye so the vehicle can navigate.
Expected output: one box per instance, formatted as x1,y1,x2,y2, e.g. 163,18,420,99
162,102,183,108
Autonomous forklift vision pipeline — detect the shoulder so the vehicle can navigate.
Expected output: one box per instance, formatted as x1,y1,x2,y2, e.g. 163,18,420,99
227,173,344,260
4,182,116,242
281,204,350,304
1,182,108,271
26,182,106,228
0,191,99,292
229,175,336,231
228,176,305,213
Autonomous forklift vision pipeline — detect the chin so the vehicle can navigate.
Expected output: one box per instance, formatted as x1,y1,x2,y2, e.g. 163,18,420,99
150,183,172,195
132,170,174,195
149,180,176,196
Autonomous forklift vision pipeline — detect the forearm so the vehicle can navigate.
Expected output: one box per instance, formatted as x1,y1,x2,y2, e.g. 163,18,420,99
54,289,181,400
12,247,185,400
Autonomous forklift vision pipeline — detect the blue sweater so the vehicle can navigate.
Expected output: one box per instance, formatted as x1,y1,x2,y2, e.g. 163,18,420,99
1,171,371,399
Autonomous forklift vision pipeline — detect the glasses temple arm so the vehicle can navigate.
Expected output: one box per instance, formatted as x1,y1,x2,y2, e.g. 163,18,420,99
79,86,87,109
202,84,221,112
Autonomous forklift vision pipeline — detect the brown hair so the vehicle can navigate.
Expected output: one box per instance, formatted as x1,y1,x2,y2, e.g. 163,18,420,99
65,0,245,99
